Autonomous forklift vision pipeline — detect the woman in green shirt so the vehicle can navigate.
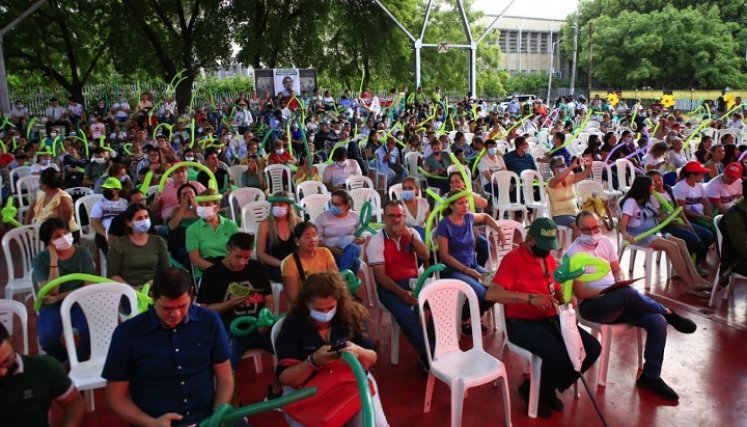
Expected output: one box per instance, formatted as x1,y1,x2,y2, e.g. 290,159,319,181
186,189,239,278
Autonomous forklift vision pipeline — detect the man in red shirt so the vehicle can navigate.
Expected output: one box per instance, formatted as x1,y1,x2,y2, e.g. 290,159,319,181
486,217,601,418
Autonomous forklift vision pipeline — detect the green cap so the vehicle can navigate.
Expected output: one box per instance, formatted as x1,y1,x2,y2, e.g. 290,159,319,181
101,177,123,190
528,217,559,251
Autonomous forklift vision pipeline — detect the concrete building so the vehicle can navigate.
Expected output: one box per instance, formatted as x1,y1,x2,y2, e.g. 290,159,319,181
486,15,570,78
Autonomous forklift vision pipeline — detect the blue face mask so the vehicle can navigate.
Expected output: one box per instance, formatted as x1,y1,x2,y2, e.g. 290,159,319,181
402,190,415,201
329,206,342,216
133,219,151,233
309,307,336,323
487,147,498,156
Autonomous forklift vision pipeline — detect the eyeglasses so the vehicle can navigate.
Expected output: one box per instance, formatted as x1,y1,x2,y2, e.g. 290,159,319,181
385,214,404,219
579,226,601,234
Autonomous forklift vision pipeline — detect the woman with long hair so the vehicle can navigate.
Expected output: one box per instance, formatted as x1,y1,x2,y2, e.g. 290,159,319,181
257,192,302,282
619,176,711,292
281,221,338,304
26,168,79,241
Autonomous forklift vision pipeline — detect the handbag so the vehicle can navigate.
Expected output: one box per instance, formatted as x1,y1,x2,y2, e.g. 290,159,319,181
557,303,586,372
283,359,375,427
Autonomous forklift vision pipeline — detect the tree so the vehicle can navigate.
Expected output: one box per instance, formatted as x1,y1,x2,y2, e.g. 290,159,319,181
1,0,113,102
109,0,236,110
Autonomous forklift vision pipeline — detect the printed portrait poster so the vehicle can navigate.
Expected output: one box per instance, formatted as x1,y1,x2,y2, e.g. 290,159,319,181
274,69,301,98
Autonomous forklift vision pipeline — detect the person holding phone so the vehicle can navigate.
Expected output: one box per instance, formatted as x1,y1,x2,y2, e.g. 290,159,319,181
567,211,696,402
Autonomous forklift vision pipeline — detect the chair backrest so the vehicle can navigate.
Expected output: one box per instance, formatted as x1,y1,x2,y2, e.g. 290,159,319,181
349,188,383,222
520,169,546,205
488,219,526,270
404,152,424,181
240,201,271,235
15,175,40,216
576,179,605,205
9,166,32,186
229,188,266,223
60,283,138,366
313,163,328,179
64,186,94,200
264,164,293,194
491,170,522,206
344,175,374,190
2,225,43,282
228,165,248,183
300,193,331,223
388,183,404,201
0,299,29,354
418,279,484,362
295,181,328,201
75,194,104,239
614,158,637,192
531,147,549,160
270,317,286,354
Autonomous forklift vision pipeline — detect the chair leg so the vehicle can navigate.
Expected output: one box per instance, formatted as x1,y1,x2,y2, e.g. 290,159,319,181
499,376,512,427
84,389,95,412
423,373,436,413
391,321,400,365
598,327,612,387
644,250,654,291
528,358,542,419
635,328,644,377
450,384,465,427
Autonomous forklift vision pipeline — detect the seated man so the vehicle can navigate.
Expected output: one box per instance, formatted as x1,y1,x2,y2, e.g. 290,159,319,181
374,136,407,186
423,139,452,194
0,323,84,427
366,201,431,366
567,211,696,402
103,267,233,427
322,148,362,191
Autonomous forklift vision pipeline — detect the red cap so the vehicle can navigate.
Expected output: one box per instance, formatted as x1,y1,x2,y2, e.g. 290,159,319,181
684,161,709,174
725,162,743,178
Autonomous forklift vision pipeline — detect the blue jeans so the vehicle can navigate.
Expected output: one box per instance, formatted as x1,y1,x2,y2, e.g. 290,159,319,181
38,303,90,362
333,243,361,274
228,330,274,370
579,286,667,379
506,317,601,394
442,265,492,317
664,223,713,263
377,279,428,359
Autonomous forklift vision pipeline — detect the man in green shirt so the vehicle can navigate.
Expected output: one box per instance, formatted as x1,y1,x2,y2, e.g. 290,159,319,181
0,323,84,427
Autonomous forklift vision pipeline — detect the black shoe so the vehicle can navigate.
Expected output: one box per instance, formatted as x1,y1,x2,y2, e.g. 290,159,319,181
541,391,564,412
665,309,697,334
636,376,680,401
518,380,552,418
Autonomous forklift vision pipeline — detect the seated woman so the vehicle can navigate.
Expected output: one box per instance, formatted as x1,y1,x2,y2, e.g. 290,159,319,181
32,218,95,362
642,142,669,173
316,189,365,274
448,172,489,265
281,222,338,303
90,177,129,255
293,148,322,186
25,168,80,242
401,177,429,240
437,190,505,335
166,183,200,271
704,144,725,182
546,156,591,238
107,203,169,288
186,189,239,279
486,217,601,418
240,139,267,190
275,271,388,427
619,176,711,293
257,192,303,282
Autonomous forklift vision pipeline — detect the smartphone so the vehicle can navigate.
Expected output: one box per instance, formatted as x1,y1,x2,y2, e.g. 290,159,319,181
329,338,349,352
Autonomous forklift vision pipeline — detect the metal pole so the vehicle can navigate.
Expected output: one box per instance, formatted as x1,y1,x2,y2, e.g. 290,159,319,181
476,0,517,45
569,8,580,97
587,22,593,99
372,0,416,42
518,26,522,72
469,43,477,98
547,34,554,103
415,41,422,89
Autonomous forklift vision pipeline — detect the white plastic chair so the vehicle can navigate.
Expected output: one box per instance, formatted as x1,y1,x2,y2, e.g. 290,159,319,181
61,283,138,411
75,194,104,244
312,163,328,179
240,201,270,235
590,161,622,199
490,171,527,223
404,152,424,183
616,200,670,291
710,215,747,307
15,175,40,221
264,164,293,194
299,193,331,223
0,299,29,354
344,175,375,191
2,225,43,301
577,316,643,387
419,279,511,427
295,180,328,201
229,188,266,224
65,186,94,199
520,169,548,218
228,165,248,183
349,188,383,222
614,158,637,193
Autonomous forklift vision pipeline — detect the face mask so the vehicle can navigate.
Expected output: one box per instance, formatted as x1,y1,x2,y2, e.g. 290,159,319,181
185,156,194,161
335,161,347,168
50,132,57,138
487,147,498,156
272,205,288,218
402,190,415,201
92,157,106,164
52,233,73,251
529,243,550,258
40,159,50,166
16,104,23,109
118,175,127,183
334,130,341,135
309,307,336,323
329,206,342,216
103,189,116,200
196,205,215,220
579,232,602,245
133,218,151,233
275,148,284,155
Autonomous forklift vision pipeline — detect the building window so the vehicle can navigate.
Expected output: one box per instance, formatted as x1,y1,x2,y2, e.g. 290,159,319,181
508,31,518,53
520,31,529,53
529,32,538,53
540,33,549,53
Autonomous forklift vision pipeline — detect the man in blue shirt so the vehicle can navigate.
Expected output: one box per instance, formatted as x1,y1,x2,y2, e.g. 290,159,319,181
503,136,537,176
103,267,233,427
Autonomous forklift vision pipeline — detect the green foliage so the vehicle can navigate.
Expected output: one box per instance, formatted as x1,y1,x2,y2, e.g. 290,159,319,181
504,72,552,97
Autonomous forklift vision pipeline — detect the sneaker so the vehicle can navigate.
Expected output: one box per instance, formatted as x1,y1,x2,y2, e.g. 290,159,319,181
665,310,697,334
636,376,680,401
518,380,552,418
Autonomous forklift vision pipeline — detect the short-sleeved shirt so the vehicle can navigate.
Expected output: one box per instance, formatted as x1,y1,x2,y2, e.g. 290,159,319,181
1,354,75,427
107,235,169,287
622,197,660,229
477,155,505,187
705,174,742,210
159,179,206,220
492,244,561,320
436,213,476,269
185,215,239,260
672,180,707,215
503,150,536,176
566,237,617,291
322,160,362,188
315,211,359,249
366,228,420,282
90,197,129,232
32,247,94,297
423,153,452,175
281,248,337,281
84,161,109,180
102,305,230,426
197,260,271,330
197,168,230,193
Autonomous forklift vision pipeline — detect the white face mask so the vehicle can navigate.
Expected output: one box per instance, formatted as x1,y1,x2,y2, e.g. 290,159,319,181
92,157,106,164
335,161,347,168
185,156,194,162
402,190,415,201
272,205,288,218
50,132,57,138
196,205,215,220
52,233,73,251
309,307,336,323
487,147,498,156
275,148,284,155
578,232,602,245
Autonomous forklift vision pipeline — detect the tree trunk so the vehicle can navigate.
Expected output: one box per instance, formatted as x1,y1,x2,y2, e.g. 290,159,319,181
175,73,195,115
